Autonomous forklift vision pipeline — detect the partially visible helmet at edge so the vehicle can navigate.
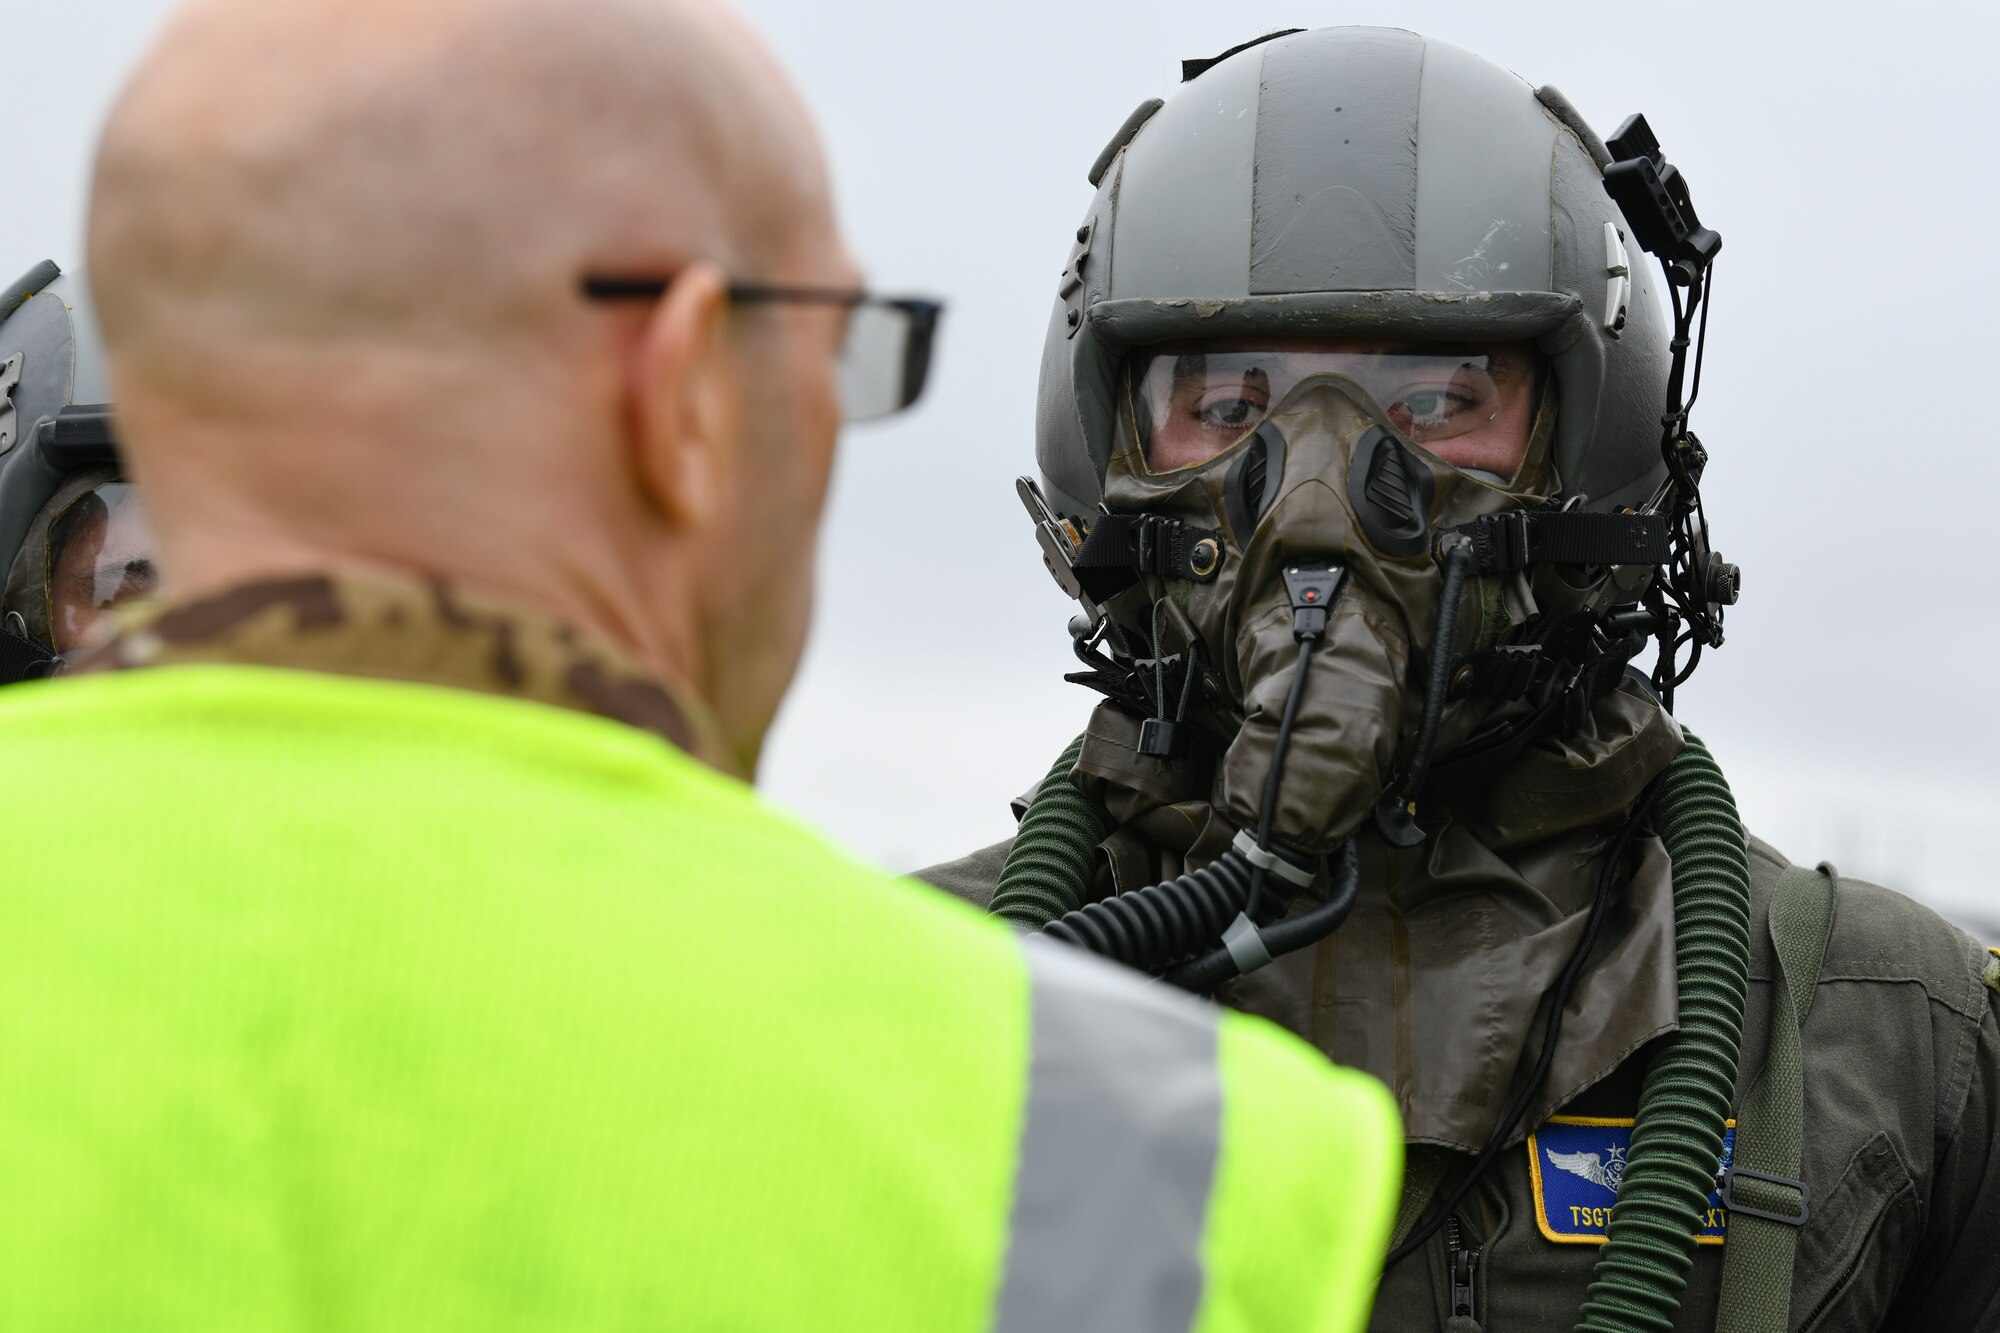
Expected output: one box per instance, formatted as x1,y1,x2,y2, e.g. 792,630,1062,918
0,261,154,680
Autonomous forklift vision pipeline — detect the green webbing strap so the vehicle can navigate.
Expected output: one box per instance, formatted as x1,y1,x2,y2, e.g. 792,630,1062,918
1388,1145,1452,1249
1714,862,1837,1333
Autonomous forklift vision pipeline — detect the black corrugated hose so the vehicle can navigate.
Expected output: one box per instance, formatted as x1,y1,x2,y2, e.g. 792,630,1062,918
988,736,1271,973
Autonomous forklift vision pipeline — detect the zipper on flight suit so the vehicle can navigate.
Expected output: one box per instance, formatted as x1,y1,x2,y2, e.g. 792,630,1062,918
1443,1214,1483,1331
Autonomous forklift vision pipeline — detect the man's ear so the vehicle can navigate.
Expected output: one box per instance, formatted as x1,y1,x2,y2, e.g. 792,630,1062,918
626,262,732,530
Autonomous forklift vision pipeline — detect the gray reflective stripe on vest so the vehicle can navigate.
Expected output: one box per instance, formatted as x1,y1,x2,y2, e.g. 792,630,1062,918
992,936,1223,1333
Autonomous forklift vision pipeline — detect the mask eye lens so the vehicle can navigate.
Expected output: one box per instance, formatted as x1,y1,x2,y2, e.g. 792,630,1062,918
44,480,158,655
1129,342,1540,483
1135,352,1285,473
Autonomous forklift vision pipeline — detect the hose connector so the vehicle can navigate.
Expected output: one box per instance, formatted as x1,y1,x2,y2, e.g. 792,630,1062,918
1282,561,1346,642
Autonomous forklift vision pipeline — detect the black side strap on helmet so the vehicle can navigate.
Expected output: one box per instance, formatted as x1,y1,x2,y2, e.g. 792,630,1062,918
1445,508,1671,575
1071,512,1223,602
1417,506,1671,803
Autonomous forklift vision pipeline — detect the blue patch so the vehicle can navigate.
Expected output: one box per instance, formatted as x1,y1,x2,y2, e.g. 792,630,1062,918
1527,1116,1734,1245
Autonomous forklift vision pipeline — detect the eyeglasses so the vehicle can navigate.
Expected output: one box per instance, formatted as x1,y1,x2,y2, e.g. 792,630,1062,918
581,274,943,424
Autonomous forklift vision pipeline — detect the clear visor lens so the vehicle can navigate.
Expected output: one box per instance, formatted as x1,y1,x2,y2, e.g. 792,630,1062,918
47,481,157,654
1132,343,1541,479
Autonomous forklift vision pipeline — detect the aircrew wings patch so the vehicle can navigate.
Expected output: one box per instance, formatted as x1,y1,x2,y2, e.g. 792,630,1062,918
1527,1116,1735,1245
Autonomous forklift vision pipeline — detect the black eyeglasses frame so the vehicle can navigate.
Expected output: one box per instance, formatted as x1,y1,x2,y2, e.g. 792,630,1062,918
580,274,942,421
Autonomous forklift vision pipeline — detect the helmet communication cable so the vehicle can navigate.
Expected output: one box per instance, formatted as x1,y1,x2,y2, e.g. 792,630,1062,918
1375,535,1477,847
1383,772,1665,1268
1600,113,1731,712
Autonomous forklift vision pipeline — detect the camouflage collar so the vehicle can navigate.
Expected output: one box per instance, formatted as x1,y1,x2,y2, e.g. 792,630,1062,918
74,572,728,765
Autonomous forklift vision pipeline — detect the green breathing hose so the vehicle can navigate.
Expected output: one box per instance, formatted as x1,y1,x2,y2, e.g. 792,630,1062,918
989,735,1110,930
1575,729,1751,1333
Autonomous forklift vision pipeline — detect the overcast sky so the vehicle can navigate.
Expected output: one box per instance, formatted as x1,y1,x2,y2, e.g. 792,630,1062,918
14,0,1996,929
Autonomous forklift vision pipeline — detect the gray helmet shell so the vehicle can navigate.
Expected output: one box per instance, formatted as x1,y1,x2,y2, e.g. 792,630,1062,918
0,262,119,607
1037,27,1670,522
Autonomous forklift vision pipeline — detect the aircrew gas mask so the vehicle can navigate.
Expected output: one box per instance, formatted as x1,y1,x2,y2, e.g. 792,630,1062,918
1099,339,1556,856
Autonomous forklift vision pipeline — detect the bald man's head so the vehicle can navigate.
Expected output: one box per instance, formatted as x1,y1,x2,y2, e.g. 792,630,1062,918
93,0,833,384
88,0,862,776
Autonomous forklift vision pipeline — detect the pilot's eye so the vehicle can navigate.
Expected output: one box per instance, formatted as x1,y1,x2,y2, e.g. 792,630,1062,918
1388,386,1484,443
1194,389,1266,430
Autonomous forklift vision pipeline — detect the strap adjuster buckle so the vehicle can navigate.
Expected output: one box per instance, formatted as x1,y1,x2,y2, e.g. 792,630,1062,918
1494,509,1534,568
1456,509,1535,574
1229,830,1317,890
1719,1165,1811,1226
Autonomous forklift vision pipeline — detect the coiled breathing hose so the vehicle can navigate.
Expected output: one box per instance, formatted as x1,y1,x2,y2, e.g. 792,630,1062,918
1025,629,1314,978
1165,841,1360,991
988,734,1111,930
1575,729,1750,1333
1011,564,1342,976
1042,847,1259,973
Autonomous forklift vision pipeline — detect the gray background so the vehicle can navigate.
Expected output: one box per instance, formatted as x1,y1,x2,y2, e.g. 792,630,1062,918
17,0,1996,931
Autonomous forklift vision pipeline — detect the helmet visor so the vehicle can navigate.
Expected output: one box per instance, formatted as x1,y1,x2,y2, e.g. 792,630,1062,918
47,481,157,654
1130,341,1543,481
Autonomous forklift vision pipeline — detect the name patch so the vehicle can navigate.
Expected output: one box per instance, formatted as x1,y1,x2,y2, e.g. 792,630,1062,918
1527,1115,1734,1245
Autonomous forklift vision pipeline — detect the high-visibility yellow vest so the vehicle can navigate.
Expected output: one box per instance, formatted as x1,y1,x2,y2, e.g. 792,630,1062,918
0,665,1401,1332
